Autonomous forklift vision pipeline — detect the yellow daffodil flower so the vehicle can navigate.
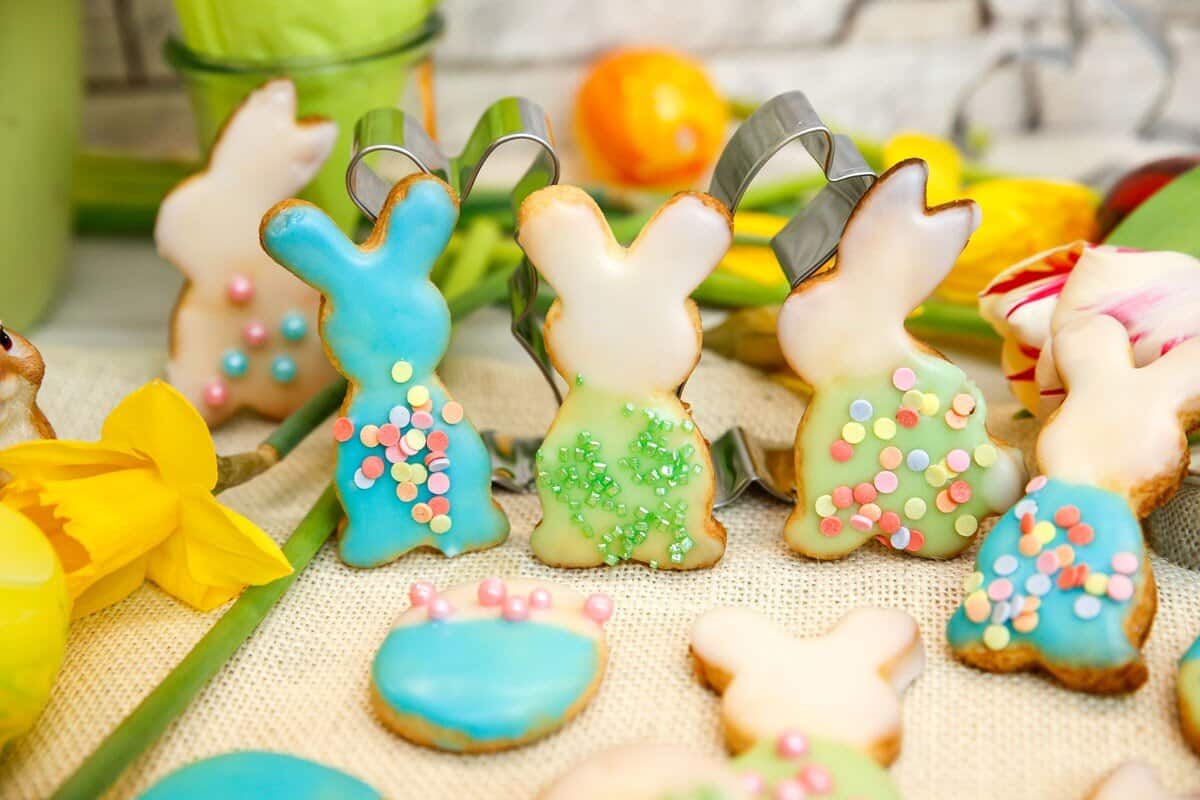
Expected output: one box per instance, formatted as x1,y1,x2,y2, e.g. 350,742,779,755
721,212,789,286
883,132,1098,305
0,380,292,619
0,503,68,750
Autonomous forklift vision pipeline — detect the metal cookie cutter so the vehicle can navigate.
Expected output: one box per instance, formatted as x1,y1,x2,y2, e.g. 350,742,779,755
505,90,876,507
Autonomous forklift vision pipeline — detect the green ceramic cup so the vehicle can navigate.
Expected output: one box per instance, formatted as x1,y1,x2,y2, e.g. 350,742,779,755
165,11,442,233
0,2,81,329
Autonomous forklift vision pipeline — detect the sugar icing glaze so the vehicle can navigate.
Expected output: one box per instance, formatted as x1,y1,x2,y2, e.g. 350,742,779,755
371,579,611,750
778,160,1023,561
157,80,339,426
947,477,1147,669
517,186,729,569
788,350,1023,559
261,177,509,567
726,732,901,800
137,751,379,799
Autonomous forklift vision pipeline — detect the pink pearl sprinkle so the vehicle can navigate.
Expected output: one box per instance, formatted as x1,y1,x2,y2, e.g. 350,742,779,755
741,771,766,794
502,595,529,622
773,778,807,800
799,764,833,794
1107,573,1134,602
409,581,436,607
529,587,553,610
1111,551,1138,575
477,577,506,607
583,593,614,624
242,321,268,348
776,730,809,758
226,273,255,304
427,597,454,620
203,380,228,407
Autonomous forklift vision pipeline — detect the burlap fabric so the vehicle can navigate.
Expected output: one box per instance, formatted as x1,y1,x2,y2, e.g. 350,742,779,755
3,344,1200,800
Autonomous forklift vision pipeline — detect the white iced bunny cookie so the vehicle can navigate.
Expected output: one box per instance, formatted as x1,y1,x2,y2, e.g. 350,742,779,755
779,160,1024,560
156,79,339,426
516,186,730,569
980,242,1200,417
0,324,54,450
1087,762,1198,800
690,606,924,764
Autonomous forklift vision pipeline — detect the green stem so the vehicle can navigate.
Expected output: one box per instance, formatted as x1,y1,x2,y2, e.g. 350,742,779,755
50,487,343,800
441,217,503,302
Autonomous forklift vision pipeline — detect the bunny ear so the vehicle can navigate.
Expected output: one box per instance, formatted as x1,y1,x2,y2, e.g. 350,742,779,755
516,185,620,302
837,160,980,314
691,607,787,678
364,176,459,275
826,608,925,691
208,80,299,172
261,199,363,293
1051,314,1137,391
627,193,732,296
1145,335,1200,410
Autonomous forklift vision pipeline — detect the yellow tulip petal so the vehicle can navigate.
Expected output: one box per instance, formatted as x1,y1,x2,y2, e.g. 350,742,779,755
177,490,293,588
882,131,963,205
733,211,787,239
70,557,147,619
35,468,178,596
100,380,217,490
145,534,241,612
0,439,146,482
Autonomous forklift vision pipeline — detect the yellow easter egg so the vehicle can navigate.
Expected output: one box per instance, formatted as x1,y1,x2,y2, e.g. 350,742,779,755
0,504,69,750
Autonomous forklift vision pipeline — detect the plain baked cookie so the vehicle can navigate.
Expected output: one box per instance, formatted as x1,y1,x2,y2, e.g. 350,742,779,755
948,314,1200,693
371,578,613,752
690,606,924,765
540,731,900,799
515,185,729,569
156,79,339,426
778,160,1024,561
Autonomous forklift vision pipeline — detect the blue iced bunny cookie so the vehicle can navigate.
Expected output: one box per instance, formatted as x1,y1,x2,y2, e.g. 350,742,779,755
949,314,1200,693
261,176,509,567
139,751,379,799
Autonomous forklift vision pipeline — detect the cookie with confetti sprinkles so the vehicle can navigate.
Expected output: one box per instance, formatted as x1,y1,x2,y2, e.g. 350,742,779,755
539,732,899,800
1178,633,1200,755
777,160,1025,561
1086,762,1191,800
262,175,509,567
157,80,338,426
516,186,728,569
949,314,1200,692
371,578,612,752
690,606,923,765
138,751,380,800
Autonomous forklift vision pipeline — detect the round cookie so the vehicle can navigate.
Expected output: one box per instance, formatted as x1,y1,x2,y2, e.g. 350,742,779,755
0,324,54,450
690,606,924,765
156,79,339,426
371,578,613,752
138,752,379,799
777,160,1025,561
516,186,729,569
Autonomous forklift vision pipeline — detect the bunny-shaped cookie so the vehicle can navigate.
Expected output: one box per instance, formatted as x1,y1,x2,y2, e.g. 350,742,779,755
516,186,730,569
947,314,1200,692
157,79,339,426
261,175,509,568
690,606,924,765
0,324,54,450
779,160,1024,560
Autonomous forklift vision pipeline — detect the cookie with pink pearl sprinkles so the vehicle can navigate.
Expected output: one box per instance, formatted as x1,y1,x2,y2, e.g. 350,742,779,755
690,606,924,765
156,79,339,426
949,314,1200,693
370,578,613,753
538,733,899,800
778,160,1024,561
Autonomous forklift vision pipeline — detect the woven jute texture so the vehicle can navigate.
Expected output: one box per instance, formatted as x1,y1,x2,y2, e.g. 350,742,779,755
2,344,1200,800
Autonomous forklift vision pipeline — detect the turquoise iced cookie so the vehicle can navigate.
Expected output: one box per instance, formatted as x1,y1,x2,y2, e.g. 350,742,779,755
372,578,612,752
947,476,1154,693
1178,633,1200,753
261,176,509,567
138,752,378,800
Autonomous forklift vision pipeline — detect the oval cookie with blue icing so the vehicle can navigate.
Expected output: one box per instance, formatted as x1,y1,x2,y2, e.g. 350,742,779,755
138,751,379,799
371,578,613,752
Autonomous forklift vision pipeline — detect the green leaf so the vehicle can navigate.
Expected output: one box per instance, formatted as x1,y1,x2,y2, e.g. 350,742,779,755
1104,164,1200,255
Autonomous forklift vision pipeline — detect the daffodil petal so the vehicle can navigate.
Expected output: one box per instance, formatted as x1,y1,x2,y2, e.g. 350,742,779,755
144,534,240,612
35,467,178,595
100,380,217,490
0,439,146,482
177,490,293,589
882,132,963,205
71,557,148,619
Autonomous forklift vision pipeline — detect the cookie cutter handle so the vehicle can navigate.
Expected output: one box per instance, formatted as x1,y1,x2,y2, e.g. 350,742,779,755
708,91,876,287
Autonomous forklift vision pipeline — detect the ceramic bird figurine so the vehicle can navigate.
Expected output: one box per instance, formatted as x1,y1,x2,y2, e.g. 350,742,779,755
0,323,54,450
